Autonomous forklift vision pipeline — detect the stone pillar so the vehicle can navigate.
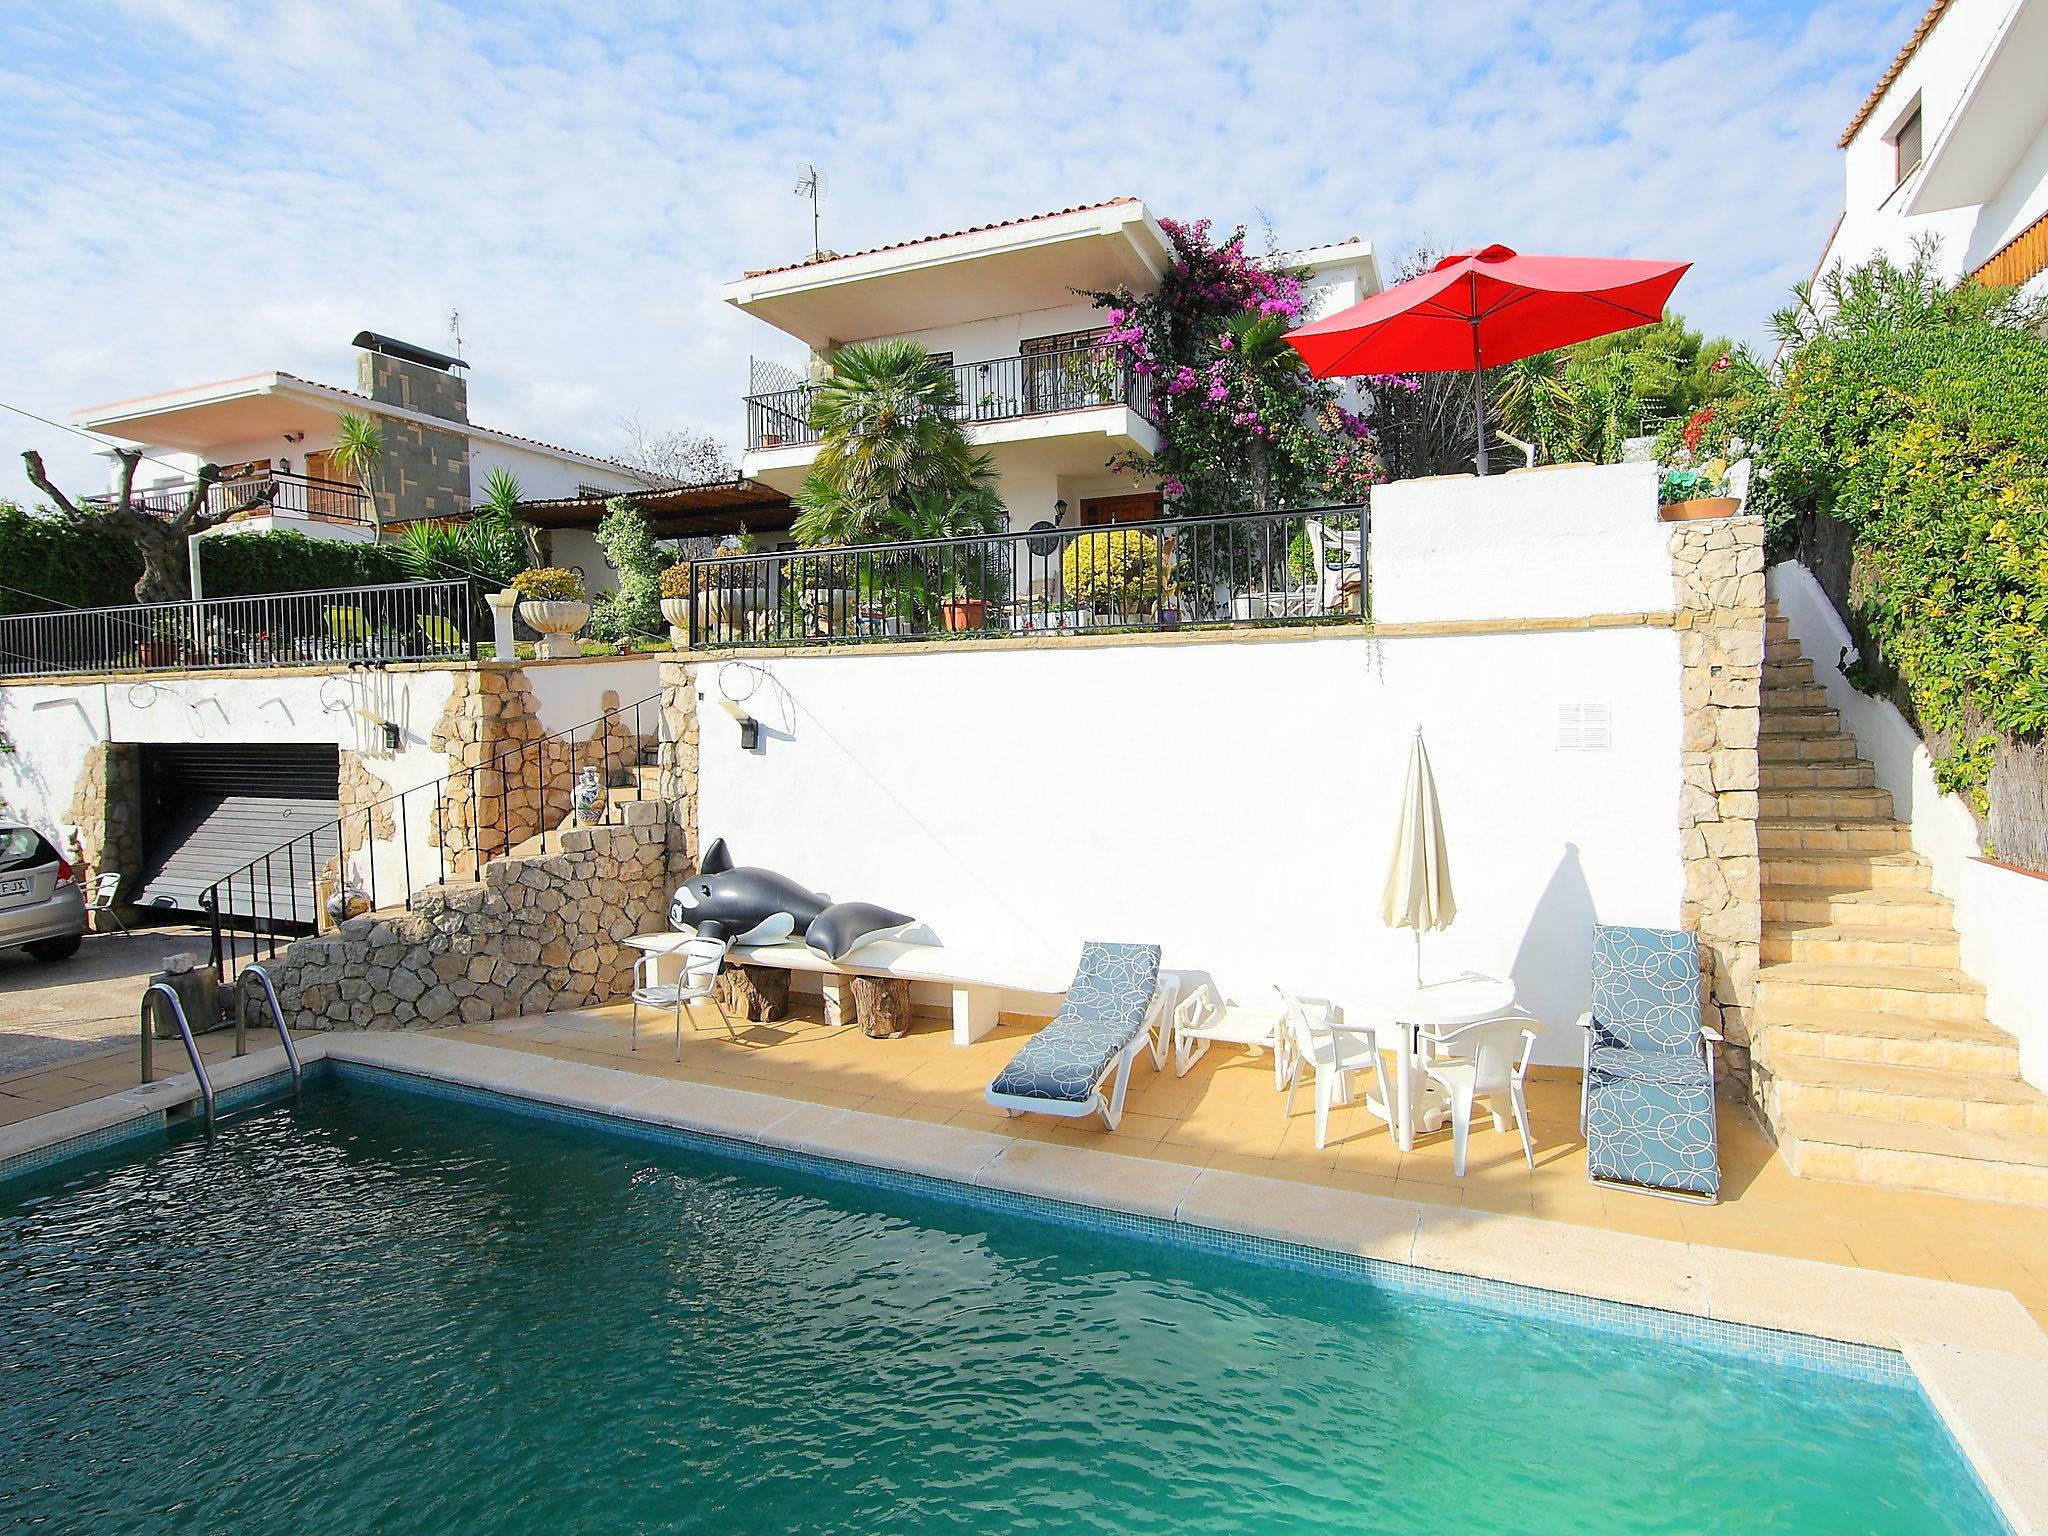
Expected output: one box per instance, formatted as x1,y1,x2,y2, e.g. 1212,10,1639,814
658,660,700,870
1670,515,1766,1096
428,665,545,873
63,742,142,928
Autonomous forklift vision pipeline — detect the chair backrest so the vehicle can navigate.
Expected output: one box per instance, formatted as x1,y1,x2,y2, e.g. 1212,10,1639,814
88,871,120,910
1274,988,1336,1068
1433,1016,1538,1093
680,935,729,995
1059,941,1162,1037
1590,925,1701,1055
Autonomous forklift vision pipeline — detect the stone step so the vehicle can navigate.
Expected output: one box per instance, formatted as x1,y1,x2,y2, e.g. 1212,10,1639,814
1759,707,1842,737
1757,817,1911,854
1766,615,1791,643
1759,732,1858,762
1761,920,1962,969
1766,1054,2048,1138
1757,785,1894,820
1762,682,1831,710
1775,1110,2048,1205
1760,850,1931,890
1762,884,1955,929
1757,960,1989,1023
1759,1003,2021,1076
1759,758,1879,790
1763,656,1816,685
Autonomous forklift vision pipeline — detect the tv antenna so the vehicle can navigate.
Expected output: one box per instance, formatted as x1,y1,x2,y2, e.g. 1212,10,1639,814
448,307,464,358
794,164,828,259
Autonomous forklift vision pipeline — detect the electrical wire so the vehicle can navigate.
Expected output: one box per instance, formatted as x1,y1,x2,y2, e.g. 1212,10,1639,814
0,397,196,479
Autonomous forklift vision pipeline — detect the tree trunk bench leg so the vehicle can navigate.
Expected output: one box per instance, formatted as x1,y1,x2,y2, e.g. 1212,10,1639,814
850,975,912,1040
716,963,789,1023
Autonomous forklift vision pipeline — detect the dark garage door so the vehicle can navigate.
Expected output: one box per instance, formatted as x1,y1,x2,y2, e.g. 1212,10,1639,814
134,744,341,924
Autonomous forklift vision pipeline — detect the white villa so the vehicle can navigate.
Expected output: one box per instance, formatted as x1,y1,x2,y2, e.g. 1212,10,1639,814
1813,0,2048,295
723,197,1382,535
71,332,653,589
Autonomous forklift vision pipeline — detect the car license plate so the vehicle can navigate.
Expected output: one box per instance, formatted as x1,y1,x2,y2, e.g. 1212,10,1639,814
0,878,29,897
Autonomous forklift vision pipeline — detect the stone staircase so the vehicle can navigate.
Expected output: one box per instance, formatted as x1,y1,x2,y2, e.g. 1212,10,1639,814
1755,604,2048,1204
506,763,671,861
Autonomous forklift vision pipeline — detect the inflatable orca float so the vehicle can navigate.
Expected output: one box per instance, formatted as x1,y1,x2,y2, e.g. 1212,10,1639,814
669,839,916,961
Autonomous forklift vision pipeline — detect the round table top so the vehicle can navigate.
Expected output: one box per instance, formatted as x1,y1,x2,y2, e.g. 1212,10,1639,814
1337,972,1517,1032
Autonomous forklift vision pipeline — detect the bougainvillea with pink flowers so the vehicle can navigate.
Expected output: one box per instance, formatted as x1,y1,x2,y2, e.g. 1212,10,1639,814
1085,217,1381,515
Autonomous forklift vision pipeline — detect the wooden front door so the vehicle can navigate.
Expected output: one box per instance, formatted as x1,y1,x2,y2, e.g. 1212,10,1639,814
1077,492,1162,525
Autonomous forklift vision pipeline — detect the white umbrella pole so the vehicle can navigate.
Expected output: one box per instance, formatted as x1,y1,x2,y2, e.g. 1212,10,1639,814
1414,929,1422,988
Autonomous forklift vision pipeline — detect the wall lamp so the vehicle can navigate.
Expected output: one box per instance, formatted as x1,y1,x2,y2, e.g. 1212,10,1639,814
1053,497,1067,522
719,697,760,751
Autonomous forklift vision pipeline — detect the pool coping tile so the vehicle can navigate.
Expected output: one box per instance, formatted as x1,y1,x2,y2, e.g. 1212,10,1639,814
977,1140,1203,1219
1904,1340,2048,1536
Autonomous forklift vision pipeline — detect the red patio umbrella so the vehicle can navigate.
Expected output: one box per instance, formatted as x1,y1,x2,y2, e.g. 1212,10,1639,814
1285,244,1690,474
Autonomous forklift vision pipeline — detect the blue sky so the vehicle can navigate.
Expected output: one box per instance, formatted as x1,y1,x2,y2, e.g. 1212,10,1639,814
1,0,1916,489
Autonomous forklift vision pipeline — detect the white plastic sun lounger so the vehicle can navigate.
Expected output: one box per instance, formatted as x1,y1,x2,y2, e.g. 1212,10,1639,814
984,942,1177,1130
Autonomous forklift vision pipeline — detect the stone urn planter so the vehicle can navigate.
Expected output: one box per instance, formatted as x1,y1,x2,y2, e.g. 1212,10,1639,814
520,598,590,659
660,596,693,647
802,588,856,637
1659,496,1742,523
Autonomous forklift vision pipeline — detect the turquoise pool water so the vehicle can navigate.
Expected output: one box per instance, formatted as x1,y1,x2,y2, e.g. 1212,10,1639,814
0,1075,2007,1535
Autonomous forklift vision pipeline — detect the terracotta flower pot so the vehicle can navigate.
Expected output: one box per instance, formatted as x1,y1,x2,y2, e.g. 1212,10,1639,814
519,598,590,659
940,597,988,632
1658,496,1742,523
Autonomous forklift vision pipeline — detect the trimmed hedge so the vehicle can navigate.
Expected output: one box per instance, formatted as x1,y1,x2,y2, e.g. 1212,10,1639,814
200,529,411,597
0,503,142,614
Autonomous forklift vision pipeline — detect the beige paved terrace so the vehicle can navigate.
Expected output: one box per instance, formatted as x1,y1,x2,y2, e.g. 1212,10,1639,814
434,997,2048,1335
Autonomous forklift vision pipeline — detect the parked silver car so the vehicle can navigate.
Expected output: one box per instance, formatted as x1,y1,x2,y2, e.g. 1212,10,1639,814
0,823,87,962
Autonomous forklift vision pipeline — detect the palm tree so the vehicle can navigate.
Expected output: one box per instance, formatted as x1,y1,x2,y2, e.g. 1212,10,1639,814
791,340,981,545
332,413,387,537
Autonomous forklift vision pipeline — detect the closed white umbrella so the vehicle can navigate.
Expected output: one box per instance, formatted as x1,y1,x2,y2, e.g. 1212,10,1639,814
1382,727,1455,985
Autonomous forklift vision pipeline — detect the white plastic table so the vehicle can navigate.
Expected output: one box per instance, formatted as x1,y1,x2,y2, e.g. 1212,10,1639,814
1334,973,1518,1151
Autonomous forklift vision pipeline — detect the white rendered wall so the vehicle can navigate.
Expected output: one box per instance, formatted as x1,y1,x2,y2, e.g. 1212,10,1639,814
1771,562,2048,1091
469,440,640,507
1368,461,1672,625
520,657,663,736
695,628,1681,1067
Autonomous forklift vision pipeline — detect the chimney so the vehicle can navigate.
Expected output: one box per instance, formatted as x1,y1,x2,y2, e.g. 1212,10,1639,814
352,330,468,424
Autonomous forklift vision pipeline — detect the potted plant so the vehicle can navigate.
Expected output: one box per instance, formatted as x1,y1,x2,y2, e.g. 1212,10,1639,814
787,549,856,636
511,567,590,659
658,562,695,644
1658,463,1739,522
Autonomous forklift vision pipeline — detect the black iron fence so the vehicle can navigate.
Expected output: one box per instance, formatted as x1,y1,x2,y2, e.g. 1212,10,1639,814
0,579,480,679
684,506,1367,647
205,693,668,984
744,344,1155,450
83,468,371,525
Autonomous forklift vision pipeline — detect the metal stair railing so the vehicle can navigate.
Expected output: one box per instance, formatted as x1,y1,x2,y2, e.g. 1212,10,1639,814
140,982,215,1135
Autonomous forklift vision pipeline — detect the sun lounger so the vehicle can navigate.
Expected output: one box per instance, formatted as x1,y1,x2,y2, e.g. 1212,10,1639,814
985,941,1176,1130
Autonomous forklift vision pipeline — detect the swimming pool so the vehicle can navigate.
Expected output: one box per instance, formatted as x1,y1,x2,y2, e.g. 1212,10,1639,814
0,1070,2010,1534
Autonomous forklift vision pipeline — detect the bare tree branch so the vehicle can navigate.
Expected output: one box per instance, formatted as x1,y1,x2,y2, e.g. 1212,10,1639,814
615,413,735,488
20,450,82,518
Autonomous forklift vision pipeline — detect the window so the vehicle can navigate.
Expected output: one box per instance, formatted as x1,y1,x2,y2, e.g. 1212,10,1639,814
1021,328,1115,412
1891,104,1923,186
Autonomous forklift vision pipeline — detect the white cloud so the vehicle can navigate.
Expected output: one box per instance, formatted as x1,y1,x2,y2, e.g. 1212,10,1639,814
0,0,1914,489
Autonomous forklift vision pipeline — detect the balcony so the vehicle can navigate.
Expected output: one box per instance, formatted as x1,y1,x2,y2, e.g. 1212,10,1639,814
744,345,1155,453
83,469,371,526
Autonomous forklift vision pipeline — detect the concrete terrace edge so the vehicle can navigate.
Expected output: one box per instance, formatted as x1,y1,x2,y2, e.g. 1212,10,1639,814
4,1030,2040,1534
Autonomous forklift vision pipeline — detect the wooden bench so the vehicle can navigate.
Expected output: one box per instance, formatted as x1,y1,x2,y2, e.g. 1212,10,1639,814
625,934,1076,1046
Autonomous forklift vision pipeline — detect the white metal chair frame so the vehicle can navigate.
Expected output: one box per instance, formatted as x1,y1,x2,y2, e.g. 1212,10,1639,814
1170,982,1287,1087
1418,1016,1540,1177
631,935,734,1059
1277,988,1393,1150
87,871,131,936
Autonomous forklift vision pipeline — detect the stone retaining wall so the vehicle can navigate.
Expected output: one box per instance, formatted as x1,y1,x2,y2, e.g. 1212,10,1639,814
1670,515,1766,1094
61,742,141,928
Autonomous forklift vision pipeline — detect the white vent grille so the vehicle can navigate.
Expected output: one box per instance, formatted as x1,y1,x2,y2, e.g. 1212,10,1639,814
1556,703,1611,751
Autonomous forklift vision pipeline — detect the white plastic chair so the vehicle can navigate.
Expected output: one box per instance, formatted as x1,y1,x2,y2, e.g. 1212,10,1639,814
87,871,131,936
1171,982,1286,1087
1277,988,1393,1150
631,936,734,1059
1419,1016,1540,1176
1305,519,1363,613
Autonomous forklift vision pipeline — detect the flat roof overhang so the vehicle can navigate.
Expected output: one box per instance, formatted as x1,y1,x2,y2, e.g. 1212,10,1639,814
71,374,341,452
721,203,1172,348
1906,1,2048,215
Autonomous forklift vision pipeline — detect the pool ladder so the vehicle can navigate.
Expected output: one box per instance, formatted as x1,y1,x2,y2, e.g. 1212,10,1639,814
138,965,302,1137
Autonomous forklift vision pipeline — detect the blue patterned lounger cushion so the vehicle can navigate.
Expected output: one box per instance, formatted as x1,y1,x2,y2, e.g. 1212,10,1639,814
1589,924,1702,1055
1585,1046,1720,1198
988,942,1163,1103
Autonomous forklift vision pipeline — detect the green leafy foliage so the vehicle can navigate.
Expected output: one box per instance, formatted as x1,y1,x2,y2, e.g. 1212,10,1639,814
510,567,587,602
588,499,671,642
0,502,142,614
202,529,412,596
394,512,526,589
1496,313,1739,467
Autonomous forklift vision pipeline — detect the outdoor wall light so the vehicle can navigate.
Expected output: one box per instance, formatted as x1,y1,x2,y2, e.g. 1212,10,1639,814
718,697,761,751
381,721,403,752
1054,497,1067,521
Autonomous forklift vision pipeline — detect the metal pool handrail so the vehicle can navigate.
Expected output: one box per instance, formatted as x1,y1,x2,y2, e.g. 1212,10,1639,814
236,966,303,1100
141,981,214,1134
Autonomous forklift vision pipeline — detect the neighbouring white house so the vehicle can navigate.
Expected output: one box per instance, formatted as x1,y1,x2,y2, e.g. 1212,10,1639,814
1812,0,2048,297
722,197,1382,536
70,332,655,592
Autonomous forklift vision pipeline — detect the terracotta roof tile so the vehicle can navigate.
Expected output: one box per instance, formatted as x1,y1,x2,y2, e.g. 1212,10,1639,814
1840,0,1955,147
741,197,1140,280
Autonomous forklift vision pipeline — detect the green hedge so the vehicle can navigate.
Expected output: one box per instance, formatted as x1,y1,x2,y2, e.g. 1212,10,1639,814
199,529,411,597
0,504,142,615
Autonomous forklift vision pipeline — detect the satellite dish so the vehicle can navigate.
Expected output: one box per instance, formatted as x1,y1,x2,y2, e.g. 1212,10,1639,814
1025,520,1062,557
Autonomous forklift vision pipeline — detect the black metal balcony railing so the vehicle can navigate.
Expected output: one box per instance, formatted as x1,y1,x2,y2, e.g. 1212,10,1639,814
744,345,1155,450
683,506,1367,648
82,469,371,525
0,579,480,679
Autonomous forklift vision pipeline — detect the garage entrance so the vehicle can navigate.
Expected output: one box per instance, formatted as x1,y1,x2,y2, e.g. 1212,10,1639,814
133,744,341,924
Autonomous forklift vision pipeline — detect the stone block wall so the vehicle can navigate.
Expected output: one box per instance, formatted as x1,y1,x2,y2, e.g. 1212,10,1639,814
659,660,700,868
268,813,677,1031
62,742,141,927
357,352,470,524
1670,515,1766,1093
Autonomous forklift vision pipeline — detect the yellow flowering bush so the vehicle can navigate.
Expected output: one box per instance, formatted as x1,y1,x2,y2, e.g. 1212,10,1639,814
1060,528,1163,610
510,567,585,602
